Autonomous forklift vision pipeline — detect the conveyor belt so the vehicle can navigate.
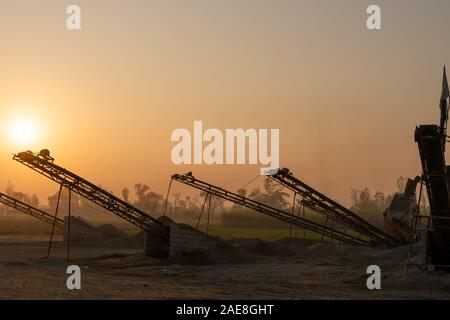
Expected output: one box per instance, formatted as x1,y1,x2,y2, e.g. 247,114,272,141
269,168,399,246
0,192,63,227
172,172,374,246
13,151,169,240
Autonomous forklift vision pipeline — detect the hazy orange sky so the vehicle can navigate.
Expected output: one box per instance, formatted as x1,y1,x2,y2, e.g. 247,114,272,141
1,0,450,207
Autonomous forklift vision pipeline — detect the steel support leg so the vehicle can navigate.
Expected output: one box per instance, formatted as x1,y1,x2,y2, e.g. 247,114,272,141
66,188,72,262
46,184,63,259
196,192,210,230
207,193,212,234
289,193,297,239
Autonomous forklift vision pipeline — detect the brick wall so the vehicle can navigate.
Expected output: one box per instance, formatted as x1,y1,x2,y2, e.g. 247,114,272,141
169,224,216,259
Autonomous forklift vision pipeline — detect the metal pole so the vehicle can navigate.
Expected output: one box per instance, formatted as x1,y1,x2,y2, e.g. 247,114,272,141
162,179,173,216
406,178,424,277
294,204,301,238
322,217,329,242
303,205,306,240
66,188,72,262
196,192,209,229
207,193,212,234
47,184,63,259
289,193,297,239
331,218,335,244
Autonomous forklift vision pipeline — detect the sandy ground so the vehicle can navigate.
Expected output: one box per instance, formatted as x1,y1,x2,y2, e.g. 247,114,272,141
0,235,449,300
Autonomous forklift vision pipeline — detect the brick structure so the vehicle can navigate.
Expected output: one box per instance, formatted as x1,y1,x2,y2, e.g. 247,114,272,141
143,216,239,263
144,231,170,258
169,224,217,263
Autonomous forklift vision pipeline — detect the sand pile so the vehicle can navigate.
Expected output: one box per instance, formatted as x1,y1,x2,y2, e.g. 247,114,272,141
133,230,146,246
231,239,279,256
65,217,141,249
157,215,176,225
97,224,131,238
169,223,246,265
96,224,141,249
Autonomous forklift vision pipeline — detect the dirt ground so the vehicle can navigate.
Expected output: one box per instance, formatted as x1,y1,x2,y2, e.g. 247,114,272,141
0,235,449,300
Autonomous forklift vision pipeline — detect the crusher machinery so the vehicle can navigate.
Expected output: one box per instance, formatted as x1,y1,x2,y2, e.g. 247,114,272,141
414,67,450,268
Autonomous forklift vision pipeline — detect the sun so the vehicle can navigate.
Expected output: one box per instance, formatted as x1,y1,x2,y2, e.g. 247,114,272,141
8,118,39,146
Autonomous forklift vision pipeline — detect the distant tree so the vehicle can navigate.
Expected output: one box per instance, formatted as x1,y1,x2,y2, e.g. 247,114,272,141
48,189,81,214
351,188,393,213
232,188,248,209
237,188,247,198
172,192,181,215
246,179,289,209
5,181,31,204
176,198,187,212
30,194,39,207
351,189,358,208
122,187,130,203
373,191,385,207
262,178,290,208
133,183,164,215
396,176,406,192
5,181,14,196
187,194,201,213
249,187,263,202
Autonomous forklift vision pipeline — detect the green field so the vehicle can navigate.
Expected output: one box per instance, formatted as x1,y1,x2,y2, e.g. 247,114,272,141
0,214,370,243
193,226,323,241
193,220,371,242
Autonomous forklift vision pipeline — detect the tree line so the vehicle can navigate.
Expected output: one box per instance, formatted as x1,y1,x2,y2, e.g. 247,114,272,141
0,177,424,225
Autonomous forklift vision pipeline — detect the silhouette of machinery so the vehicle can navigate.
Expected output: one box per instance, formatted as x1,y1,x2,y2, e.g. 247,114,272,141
172,172,383,246
414,67,450,267
384,177,420,242
268,168,399,246
13,150,169,257
0,192,63,228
